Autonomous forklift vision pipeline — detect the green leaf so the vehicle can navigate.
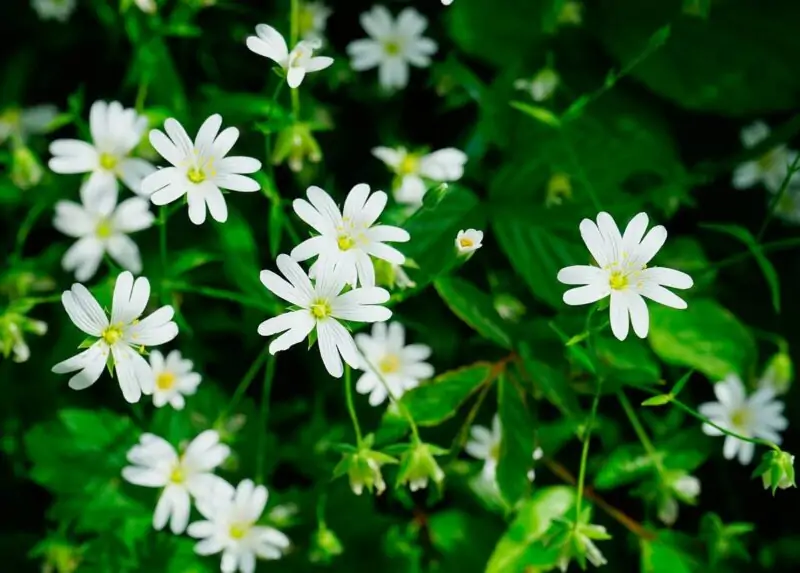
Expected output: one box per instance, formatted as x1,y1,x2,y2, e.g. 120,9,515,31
640,532,698,573
434,277,513,349
401,185,485,284
642,394,673,407
268,201,284,260
216,207,269,300
510,101,561,128
593,0,800,116
520,342,581,417
401,363,492,426
702,223,781,312
485,486,576,573
648,299,757,380
594,444,659,490
595,335,662,389
168,248,219,278
496,373,536,507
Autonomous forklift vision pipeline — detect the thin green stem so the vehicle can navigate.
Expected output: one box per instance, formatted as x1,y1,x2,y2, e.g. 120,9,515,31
23,294,63,306
561,130,603,212
290,0,300,46
617,390,665,477
256,354,277,483
344,365,364,446
705,237,800,275
669,397,780,452
13,199,48,263
757,154,800,242
167,281,279,313
159,206,168,301
291,87,300,118
216,345,272,425
575,382,602,521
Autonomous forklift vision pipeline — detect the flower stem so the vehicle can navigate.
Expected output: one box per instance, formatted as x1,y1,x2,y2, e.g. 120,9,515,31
256,353,277,483
159,206,168,301
290,0,300,46
166,281,281,313
344,365,364,446
575,381,602,521
216,345,272,425
757,153,800,241
617,390,665,477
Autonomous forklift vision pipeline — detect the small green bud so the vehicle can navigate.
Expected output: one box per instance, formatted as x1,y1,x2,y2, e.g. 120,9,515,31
396,442,446,492
309,525,343,564
754,450,795,495
10,144,44,189
548,511,610,572
272,123,322,172
0,313,48,363
334,444,397,496
494,294,525,322
760,351,793,395
545,172,573,207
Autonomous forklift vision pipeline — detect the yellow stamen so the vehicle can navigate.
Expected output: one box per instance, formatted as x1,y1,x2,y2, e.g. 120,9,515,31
96,219,113,239
170,466,185,484
609,270,628,290
310,300,331,320
156,371,176,390
101,325,123,345
459,237,474,249
99,152,118,171
337,234,356,251
229,524,248,539
731,408,750,429
384,41,401,56
398,154,419,175
187,167,206,183
378,354,401,374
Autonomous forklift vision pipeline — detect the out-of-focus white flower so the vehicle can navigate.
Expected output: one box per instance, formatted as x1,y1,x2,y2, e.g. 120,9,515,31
657,471,700,525
31,0,76,22
291,184,410,287
372,146,467,207
48,100,154,200
51,272,178,403
557,212,693,341
143,114,261,225
354,322,433,406
188,479,291,573
514,68,560,102
258,255,391,378
456,229,483,254
298,2,332,43
246,24,333,88
759,351,793,395
0,105,58,145
150,349,202,410
699,374,787,465
347,6,437,90
122,431,231,534
732,121,799,192
53,180,154,281
134,0,156,13
0,313,47,363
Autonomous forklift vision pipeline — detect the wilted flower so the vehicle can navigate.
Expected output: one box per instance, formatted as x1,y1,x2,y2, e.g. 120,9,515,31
732,121,798,192
10,144,44,189
657,471,701,525
309,524,343,564
546,172,573,207
0,310,47,363
0,104,58,144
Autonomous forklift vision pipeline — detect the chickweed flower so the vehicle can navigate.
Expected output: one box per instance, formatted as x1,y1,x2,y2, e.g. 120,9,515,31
143,114,262,225
732,121,798,192
754,449,795,494
557,212,693,341
0,104,58,145
396,442,446,492
514,68,560,102
456,229,483,254
699,374,787,465
372,146,467,207
246,24,333,88
347,6,437,90
150,349,202,410
51,272,178,403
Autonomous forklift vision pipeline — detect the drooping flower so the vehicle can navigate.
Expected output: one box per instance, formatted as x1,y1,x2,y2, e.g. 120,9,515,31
51,272,178,403
557,212,693,341
657,471,700,526
354,322,433,406
0,312,47,363
246,24,333,88
514,68,560,102
291,184,410,287
0,105,58,145
48,100,154,200
122,431,231,534
31,0,76,21
372,146,467,207
699,374,787,465
456,229,483,254
188,479,291,573
298,2,332,43
732,121,798,192
258,254,391,378
347,6,438,90
465,414,543,483
142,114,262,225
754,449,796,494
53,180,154,281
396,442,446,492
150,349,202,410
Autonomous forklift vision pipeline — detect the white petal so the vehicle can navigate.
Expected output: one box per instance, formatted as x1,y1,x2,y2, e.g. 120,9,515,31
62,284,108,335
214,173,260,193
128,307,178,346
557,265,605,286
247,24,289,64
379,58,409,90
53,201,94,237
626,292,649,338
372,147,402,169
111,272,150,325
317,320,344,377
149,129,184,167
112,197,155,233
107,235,142,274
641,267,693,290
562,283,609,306
49,139,98,173
347,39,383,71
621,212,649,256
638,284,687,309
63,237,104,282
118,158,156,195
578,218,610,268
121,466,168,488
287,66,306,88
609,290,630,341
396,7,428,37
633,225,667,266
187,191,208,225
265,312,315,354
218,156,261,174
194,114,222,156
360,5,393,37
418,148,467,181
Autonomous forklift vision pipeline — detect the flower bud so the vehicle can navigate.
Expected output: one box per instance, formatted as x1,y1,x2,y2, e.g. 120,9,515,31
396,442,446,492
1,312,48,363
309,524,343,564
546,172,573,207
754,450,795,495
557,1,583,25
514,68,560,102
760,351,793,395
272,123,322,172
11,144,44,189
549,511,611,572
334,444,396,496
494,294,526,322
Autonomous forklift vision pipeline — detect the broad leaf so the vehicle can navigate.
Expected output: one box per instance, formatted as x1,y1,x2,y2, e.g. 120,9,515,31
434,277,514,349
401,363,492,426
520,342,581,417
593,444,658,490
496,373,537,506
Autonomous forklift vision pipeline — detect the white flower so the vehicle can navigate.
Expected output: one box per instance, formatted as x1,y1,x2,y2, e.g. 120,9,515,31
48,100,155,200
442,0,454,5
354,322,433,406
456,229,483,254
393,263,416,289
347,6,438,90
699,374,787,465
514,68,560,102
188,479,290,573
150,349,202,410
31,0,76,21
557,212,694,341
246,24,333,88
657,472,700,525
122,431,231,534
769,184,800,225
0,105,58,145
134,0,156,13
465,414,502,481
732,121,798,192
51,271,178,403
527,447,544,482
291,184,410,288
53,180,154,281
258,254,391,378
142,114,262,225
372,146,467,207
298,2,332,43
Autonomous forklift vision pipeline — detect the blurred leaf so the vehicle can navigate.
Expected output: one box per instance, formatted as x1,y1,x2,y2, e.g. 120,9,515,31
702,223,780,313
169,249,219,278
434,277,513,349
216,207,269,300
485,486,576,573
594,444,657,490
510,102,561,128
648,299,757,380
402,363,492,426
497,373,536,506
520,342,581,417
595,335,662,389
640,532,698,573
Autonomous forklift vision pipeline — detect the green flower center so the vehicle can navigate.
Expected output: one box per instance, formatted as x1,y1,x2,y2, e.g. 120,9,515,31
99,152,118,171
731,408,750,429
95,219,113,239
310,299,332,320
384,40,401,56
101,325,123,345
187,167,206,183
